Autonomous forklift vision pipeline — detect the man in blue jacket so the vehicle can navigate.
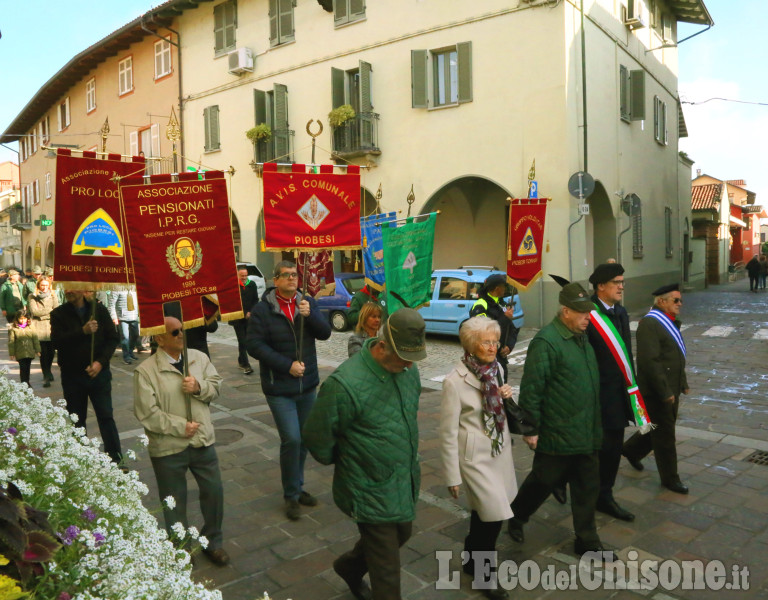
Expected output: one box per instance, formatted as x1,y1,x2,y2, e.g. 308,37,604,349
247,260,331,520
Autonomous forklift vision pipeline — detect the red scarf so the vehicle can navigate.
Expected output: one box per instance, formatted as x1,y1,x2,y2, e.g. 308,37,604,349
276,293,296,321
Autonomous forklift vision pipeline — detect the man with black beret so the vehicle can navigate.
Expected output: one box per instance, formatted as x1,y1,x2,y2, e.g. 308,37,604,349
622,283,690,494
470,273,519,382
508,278,614,560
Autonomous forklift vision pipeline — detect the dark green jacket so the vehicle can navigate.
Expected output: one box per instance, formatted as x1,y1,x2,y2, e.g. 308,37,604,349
0,281,26,317
636,310,688,401
519,316,602,454
347,287,387,328
303,339,421,523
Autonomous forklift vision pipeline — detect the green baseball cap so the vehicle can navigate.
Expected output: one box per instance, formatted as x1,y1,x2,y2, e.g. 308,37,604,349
383,308,427,361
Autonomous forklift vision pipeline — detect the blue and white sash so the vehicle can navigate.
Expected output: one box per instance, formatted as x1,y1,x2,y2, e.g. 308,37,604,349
644,308,686,358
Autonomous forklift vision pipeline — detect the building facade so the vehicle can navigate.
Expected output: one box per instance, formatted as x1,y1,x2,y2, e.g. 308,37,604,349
0,161,22,268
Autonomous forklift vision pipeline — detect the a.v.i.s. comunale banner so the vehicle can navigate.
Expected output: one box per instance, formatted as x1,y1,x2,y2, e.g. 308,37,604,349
361,212,396,292
54,150,146,288
507,198,549,290
262,163,361,251
119,171,243,335
382,214,436,312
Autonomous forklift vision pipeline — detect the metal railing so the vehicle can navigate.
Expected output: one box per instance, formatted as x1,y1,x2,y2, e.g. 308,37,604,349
9,206,31,230
332,112,380,156
253,129,295,164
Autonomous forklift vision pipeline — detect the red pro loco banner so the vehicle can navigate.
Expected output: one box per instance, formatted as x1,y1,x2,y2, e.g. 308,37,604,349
262,163,361,251
119,171,243,335
507,198,549,291
54,150,146,289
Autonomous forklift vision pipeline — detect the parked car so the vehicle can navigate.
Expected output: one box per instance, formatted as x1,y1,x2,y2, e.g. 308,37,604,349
314,273,366,331
418,267,524,336
237,262,267,300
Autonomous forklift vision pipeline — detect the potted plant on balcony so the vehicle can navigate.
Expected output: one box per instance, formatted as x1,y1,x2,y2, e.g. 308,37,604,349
328,104,356,128
245,123,272,144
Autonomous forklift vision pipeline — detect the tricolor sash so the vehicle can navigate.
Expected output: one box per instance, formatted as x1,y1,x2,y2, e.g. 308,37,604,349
590,305,653,433
644,308,686,358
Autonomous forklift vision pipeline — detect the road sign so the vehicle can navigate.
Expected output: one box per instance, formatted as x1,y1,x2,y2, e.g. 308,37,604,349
528,180,538,199
568,171,595,200
578,203,590,215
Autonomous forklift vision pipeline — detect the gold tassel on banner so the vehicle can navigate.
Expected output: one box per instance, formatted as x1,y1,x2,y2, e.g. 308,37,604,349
546,239,550,252
363,235,367,249
261,239,266,252
354,251,359,271
507,246,512,261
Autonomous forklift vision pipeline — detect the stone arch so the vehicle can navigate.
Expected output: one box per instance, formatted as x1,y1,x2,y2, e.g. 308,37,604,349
25,244,32,270
45,239,54,268
584,181,616,268
230,210,242,262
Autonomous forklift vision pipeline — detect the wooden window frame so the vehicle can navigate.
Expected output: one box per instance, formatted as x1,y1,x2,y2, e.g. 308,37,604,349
86,78,97,113
118,56,134,97
154,39,173,80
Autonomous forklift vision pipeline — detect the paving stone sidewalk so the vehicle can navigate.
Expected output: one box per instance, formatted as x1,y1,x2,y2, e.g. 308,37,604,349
1,279,767,599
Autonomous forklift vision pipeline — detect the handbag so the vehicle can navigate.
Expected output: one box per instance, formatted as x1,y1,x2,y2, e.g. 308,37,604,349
497,372,536,436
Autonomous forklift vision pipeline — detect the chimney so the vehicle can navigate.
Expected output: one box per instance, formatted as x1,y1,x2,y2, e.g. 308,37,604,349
696,169,701,177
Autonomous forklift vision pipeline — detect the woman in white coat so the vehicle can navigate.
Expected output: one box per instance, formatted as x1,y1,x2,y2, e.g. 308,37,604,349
440,315,517,600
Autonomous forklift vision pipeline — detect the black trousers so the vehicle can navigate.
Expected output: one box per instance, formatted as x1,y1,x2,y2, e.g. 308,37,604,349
623,395,680,484
231,321,250,367
599,428,625,501
17,358,32,385
511,452,601,547
749,274,759,291
39,341,55,378
61,368,122,463
335,522,412,600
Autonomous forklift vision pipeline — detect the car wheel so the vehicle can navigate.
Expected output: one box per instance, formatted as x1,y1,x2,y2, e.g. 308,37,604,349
331,311,348,332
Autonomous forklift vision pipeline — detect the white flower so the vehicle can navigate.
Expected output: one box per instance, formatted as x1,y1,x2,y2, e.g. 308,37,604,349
197,535,209,550
171,522,186,539
164,495,176,510
137,434,149,447
126,449,136,461
187,526,199,540
70,413,79,423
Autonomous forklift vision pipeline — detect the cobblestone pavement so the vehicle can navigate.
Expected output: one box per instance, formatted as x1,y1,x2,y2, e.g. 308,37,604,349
2,277,768,599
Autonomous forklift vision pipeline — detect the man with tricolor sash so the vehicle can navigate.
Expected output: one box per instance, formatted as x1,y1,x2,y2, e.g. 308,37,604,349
622,284,690,494
585,263,644,521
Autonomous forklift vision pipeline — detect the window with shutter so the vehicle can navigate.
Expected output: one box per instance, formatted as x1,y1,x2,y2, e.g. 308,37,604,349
204,105,221,152
86,78,96,113
270,0,295,47
334,0,365,26
456,42,472,104
411,50,428,108
129,131,139,156
629,70,645,121
665,207,673,257
155,39,172,79
273,83,290,161
45,173,51,199
214,0,237,56
619,65,630,122
58,98,70,131
632,202,643,258
118,57,133,96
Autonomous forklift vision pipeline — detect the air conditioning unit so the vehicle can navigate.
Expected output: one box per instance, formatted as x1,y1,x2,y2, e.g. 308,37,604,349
623,0,648,30
228,48,254,75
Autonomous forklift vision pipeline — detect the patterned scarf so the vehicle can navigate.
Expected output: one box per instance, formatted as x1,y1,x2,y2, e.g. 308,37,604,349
461,351,505,457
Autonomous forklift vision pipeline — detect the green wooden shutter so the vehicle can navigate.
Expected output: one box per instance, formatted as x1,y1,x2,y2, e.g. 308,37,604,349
204,107,211,151
214,3,225,53
619,65,630,122
273,83,290,161
254,89,267,125
350,0,365,21
411,50,428,108
332,67,345,109
630,70,645,121
457,41,473,104
204,105,220,151
269,0,278,46
334,0,349,25
224,1,237,50
359,60,373,113
279,0,295,43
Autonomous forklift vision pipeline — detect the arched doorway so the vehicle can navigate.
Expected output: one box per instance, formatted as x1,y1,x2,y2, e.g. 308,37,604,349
585,182,616,268
25,245,32,270
46,241,54,268
230,211,242,262
422,176,512,269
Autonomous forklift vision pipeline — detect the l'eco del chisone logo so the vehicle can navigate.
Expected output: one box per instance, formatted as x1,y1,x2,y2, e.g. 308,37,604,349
166,236,203,279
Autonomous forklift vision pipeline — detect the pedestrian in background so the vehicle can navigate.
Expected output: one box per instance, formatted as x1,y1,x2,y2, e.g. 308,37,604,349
229,267,259,374
622,284,690,494
8,310,41,387
440,315,516,600
0,269,26,323
347,301,382,357
27,277,59,387
347,284,387,329
109,290,141,364
23,266,42,301
759,255,768,290
470,274,519,382
746,255,760,292
304,308,426,600
247,261,331,520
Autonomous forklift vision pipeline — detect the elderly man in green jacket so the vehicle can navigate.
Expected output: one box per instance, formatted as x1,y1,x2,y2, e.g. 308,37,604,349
303,308,426,600
507,280,614,561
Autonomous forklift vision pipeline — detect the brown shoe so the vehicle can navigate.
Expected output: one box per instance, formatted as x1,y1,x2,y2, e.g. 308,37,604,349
285,498,301,520
333,557,372,600
203,547,230,566
298,491,318,507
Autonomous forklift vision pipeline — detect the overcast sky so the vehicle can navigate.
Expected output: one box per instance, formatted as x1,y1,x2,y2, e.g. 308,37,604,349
1,1,764,202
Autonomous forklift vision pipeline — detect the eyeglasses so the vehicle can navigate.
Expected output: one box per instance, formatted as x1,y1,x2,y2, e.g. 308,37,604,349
608,279,625,286
671,298,683,305
169,328,183,337
278,272,299,280
478,340,500,349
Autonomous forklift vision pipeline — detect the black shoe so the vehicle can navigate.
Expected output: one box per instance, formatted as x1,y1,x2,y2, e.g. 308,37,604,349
663,479,689,494
507,518,524,543
623,452,644,471
285,498,301,520
333,557,372,600
574,539,617,563
298,491,318,506
483,588,509,600
596,497,635,521
202,547,231,566
43,380,51,388
552,484,567,505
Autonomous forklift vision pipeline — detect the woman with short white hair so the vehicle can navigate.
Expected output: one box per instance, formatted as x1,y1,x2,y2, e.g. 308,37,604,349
440,315,517,600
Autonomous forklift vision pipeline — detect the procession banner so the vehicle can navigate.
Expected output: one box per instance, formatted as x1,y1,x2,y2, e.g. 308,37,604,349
119,171,243,335
262,163,361,251
361,211,396,291
297,250,334,297
382,213,436,312
53,150,145,289
507,198,549,290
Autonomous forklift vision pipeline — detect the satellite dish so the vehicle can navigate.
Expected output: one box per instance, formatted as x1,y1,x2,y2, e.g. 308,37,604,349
567,171,595,200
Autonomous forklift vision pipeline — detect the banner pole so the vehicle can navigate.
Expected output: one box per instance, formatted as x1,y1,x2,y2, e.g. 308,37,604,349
178,301,193,423
297,251,310,364
90,295,97,365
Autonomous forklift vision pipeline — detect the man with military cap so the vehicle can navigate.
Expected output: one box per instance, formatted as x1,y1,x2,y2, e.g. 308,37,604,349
622,283,690,494
508,278,613,560
0,269,26,323
303,308,427,600
469,273,519,382
23,266,43,301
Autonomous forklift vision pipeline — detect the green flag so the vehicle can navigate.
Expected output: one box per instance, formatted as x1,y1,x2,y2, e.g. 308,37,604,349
382,214,436,312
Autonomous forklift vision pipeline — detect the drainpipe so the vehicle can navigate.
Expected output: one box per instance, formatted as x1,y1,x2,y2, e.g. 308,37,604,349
141,18,185,172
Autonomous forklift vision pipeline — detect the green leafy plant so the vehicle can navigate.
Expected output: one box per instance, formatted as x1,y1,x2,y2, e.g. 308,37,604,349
328,104,356,128
245,123,272,143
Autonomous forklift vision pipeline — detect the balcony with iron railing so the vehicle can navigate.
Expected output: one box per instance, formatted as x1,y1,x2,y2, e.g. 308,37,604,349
250,129,296,172
9,205,31,231
331,112,381,160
